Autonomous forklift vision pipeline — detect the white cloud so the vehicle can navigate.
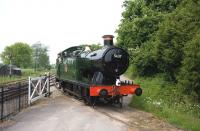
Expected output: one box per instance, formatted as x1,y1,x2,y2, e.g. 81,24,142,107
0,0,124,64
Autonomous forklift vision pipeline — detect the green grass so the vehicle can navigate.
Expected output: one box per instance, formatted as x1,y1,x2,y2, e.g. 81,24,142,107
127,71,200,131
0,68,55,84
0,76,24,84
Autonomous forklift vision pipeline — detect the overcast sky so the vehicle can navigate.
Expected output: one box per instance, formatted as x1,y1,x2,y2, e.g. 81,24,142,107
0,0,124,64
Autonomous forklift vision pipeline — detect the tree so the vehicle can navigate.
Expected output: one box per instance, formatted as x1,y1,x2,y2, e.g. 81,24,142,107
81,43,102,51
117,0,200,101
154,0,200,80
0,42,33,68
116,0,182,49
32,42,50,70
116,0,182,76
178,32,200,101
89,43,102,51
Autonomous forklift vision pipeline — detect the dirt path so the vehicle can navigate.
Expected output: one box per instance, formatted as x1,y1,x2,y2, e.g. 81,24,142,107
1,86,182,131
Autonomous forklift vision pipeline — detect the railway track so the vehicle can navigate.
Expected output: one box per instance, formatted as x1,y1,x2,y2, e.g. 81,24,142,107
61,89,135,128
55,85,183,131
1,86,183,131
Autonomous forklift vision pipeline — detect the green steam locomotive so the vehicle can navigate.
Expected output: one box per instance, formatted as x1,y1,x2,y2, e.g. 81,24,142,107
56,35,142,106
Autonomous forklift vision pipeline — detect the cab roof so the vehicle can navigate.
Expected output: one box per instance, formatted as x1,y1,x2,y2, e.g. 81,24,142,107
58,46,83,55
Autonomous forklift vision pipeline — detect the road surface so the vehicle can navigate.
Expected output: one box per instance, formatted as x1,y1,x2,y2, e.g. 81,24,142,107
1,87,182,131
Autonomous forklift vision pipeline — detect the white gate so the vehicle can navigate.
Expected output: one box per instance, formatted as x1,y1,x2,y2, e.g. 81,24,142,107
28,76,50,105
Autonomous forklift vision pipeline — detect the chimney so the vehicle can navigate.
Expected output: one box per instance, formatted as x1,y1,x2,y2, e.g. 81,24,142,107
102,35,114,46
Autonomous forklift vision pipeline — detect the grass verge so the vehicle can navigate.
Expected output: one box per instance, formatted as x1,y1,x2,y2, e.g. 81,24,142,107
127,72,200,131
0,69,55,84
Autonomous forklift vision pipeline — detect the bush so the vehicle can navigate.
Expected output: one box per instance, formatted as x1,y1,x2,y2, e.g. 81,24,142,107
133,42,158,76
130,75,200,131
178,33,200,101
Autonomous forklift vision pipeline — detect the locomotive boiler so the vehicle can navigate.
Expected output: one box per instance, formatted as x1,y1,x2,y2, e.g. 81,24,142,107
56,35,142,107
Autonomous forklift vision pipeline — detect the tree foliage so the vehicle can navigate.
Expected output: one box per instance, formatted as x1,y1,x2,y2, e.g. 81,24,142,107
117,0,182,76
117,0,182,50
81,43,102,51
0,42,33,68
117,0,200,100
32,42,50,70
154,0,200,80
0,41,50,70
178,32,200,100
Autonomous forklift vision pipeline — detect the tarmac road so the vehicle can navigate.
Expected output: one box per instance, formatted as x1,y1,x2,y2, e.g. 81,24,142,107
1,86,182,131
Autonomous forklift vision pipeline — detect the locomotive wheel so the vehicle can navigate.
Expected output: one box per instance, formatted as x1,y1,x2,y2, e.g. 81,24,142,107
68,92,73,96
84,96,91,105
62,87,67,93
114,98,120,104
112,96,123,108
83,98,87,104
84,96,95,106
119,96,123,108
107,99,114,105
67,83,73,95
84,88,90,105
104,98,114,104
84,97,90,105
90,96,95,106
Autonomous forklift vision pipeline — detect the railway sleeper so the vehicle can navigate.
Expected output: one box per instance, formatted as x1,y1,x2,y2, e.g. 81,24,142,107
62,87,82,98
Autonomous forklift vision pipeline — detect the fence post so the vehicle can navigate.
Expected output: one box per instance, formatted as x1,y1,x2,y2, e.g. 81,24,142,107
28,77,31,106
1,87,4,121
18,82,21,112
48,73,50,97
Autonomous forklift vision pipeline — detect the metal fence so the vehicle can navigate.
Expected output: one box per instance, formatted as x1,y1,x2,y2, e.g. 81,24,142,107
0,80,28,121
0,74,55,121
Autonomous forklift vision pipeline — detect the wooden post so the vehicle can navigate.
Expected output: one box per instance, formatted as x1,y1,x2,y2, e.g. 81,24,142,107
1,87,4,121
28,77,31,106
18,83,21,111
48,73,50,97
